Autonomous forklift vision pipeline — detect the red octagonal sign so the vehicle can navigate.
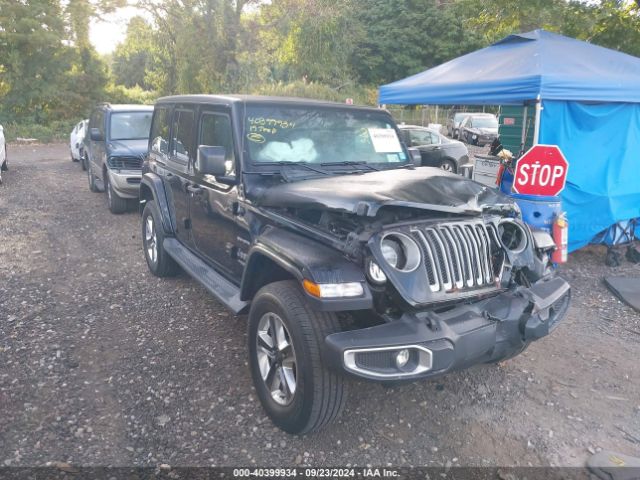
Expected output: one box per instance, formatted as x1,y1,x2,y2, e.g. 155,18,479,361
513,144,569,197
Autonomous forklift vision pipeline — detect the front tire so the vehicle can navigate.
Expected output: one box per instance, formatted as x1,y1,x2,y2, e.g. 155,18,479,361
87,161,99,192
105,172,128,214
142,201,178,277
440,159,457,173
2,146,8,171
248,280,348,434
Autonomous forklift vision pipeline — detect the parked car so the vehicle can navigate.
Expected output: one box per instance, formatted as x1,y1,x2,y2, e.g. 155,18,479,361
140,95,570,434
459,114,499,146
446,111,471,138
0,124,7,185
86,103,153,213
399,124,469,173
69,119,88,164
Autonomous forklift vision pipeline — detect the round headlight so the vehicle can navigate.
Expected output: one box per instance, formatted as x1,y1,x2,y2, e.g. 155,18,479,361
380,233,421,272
381,237,403,268
498,219,528,253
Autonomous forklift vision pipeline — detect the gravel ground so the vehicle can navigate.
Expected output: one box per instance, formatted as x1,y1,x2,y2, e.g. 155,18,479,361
1,144,639,468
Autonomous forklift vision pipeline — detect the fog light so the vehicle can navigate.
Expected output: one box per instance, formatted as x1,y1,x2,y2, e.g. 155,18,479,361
367,260,387,284
395,349,410,368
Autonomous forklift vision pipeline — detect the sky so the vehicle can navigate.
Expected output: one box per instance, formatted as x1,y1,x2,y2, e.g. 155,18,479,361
89,6,145,55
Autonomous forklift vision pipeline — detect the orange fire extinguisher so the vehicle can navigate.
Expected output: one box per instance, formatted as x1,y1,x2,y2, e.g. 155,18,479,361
552,213,568,264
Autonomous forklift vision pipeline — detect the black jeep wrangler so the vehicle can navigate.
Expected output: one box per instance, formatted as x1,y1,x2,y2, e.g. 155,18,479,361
139,95,570,434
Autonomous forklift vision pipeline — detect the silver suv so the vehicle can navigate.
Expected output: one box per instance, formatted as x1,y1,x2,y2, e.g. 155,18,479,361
86,103,153,213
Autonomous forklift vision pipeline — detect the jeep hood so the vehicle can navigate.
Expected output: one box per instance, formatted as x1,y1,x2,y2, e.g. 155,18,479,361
254,167,515,216
107,139,148,157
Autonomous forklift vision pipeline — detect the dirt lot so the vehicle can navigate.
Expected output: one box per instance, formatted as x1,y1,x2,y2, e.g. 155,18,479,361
1,144,639,468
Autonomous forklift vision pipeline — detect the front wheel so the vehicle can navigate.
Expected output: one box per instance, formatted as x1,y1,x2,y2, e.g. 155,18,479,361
248,280,348,434
142,201,178,277
440,159,457,173
105,172,128,214
1,145,7,171
87,161,99,192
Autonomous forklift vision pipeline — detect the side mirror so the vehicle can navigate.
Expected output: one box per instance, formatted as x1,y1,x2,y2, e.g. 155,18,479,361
408,147,422,166
197,145,227,177
90,128,103,142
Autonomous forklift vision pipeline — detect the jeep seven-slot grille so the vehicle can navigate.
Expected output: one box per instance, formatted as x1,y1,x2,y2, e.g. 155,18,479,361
412,221,500,293
108,156,143,170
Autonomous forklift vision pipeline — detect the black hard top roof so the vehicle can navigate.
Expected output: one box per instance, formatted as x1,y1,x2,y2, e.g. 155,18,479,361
155,94,384,113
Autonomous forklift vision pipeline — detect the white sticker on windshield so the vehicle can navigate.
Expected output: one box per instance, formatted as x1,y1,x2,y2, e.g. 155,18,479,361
368,128,403,153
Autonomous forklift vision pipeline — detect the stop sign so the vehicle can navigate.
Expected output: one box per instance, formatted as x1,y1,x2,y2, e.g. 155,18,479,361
512,145,569,196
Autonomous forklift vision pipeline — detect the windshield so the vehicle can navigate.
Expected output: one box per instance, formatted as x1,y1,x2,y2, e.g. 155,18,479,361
244,105,409,166
109,111,153,141
453,113,468,122
472,116,498,128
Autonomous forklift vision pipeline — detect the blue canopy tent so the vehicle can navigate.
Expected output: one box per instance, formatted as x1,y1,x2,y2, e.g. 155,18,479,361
379,29,640,251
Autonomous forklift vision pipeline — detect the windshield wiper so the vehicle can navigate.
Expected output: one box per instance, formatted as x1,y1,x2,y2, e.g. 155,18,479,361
320,161,380,171
255,161,333,176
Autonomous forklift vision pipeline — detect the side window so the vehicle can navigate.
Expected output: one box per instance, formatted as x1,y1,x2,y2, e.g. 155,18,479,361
409,129,434,146
199,112,235,177
97,111,105,136
170,109,195,165
150,107,171,156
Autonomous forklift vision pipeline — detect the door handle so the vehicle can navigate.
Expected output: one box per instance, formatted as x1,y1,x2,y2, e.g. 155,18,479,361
187,184,202,194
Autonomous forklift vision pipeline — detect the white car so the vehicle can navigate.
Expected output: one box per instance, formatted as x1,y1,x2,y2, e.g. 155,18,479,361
0,124,7,184
69,119,88,166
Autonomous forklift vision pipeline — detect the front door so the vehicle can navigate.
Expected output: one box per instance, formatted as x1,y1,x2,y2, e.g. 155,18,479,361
408,129,443,167
190,109,247,281
165,107,196,247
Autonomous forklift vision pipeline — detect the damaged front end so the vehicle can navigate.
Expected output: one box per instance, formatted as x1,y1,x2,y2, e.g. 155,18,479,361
249,167,570,382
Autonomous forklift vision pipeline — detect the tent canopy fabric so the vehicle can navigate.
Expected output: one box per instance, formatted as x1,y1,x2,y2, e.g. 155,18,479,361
378,30,640,105
539,100,640,251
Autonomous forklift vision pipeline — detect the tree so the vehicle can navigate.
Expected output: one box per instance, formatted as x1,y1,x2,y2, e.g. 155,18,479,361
112,17,155,89
0,0,71,123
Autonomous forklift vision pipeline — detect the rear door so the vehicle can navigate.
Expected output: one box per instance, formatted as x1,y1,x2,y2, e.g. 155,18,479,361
189,108,246,280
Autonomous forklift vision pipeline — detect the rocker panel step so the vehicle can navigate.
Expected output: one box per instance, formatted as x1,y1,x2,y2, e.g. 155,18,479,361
163,238,248,314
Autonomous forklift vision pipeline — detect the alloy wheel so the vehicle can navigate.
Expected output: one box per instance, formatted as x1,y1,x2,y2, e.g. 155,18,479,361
440,162,454,172
256,312,297,406
145,215,157,264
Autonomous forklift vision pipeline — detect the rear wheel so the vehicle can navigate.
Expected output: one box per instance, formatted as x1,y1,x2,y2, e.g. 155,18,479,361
81,153,87,171
142,201,178,277
105,172,128,214
248,280,348,434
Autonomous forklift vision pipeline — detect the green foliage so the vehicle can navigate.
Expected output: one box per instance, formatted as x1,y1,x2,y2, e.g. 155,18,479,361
2,119,78,143
2,0,640,143
251,81,377,106
112,17,156,89
104,84,157,104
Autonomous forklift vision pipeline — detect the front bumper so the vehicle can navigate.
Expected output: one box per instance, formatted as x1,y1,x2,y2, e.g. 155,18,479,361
108,169,141,199
324,276,570,382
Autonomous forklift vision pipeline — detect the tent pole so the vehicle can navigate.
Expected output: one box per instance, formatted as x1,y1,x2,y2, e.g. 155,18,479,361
533,95,542,145
521,105,528,154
